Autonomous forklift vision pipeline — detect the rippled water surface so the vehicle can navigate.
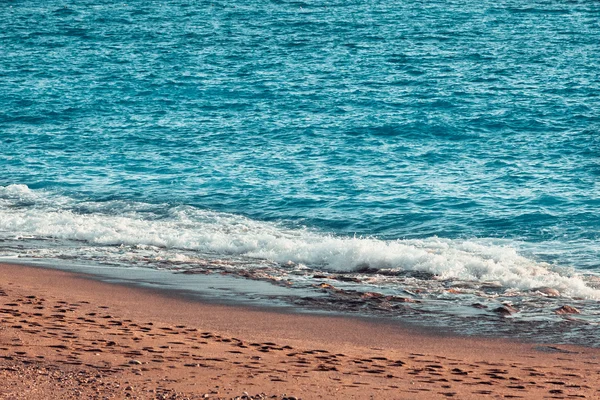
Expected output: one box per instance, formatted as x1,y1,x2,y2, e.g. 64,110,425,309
1,0,600,344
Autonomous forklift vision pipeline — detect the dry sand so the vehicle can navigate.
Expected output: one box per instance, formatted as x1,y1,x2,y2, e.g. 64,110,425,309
1,262,599,399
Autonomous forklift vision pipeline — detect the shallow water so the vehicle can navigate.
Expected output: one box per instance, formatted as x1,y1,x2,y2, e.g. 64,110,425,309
1,0,600,344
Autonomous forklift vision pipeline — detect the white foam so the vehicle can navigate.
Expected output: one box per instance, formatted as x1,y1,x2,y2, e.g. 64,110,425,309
1,184,599,299
0,183,37,199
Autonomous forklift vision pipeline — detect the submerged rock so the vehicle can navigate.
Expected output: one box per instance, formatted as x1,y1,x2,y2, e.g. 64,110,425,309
333,275,361,283
493,304,517,316
361,292,384,299
361,292,388,304
385,295,416,303
554,305,580,315
315,283,344,293
317,283,334,290
534,287,560,297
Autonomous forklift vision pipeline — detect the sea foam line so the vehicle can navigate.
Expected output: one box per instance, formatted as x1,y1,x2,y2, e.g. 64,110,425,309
1,184,598,298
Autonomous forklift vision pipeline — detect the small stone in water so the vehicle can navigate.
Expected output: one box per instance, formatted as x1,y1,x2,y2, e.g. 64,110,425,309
493,305,517,315
554,305,580,314
535,287,560,297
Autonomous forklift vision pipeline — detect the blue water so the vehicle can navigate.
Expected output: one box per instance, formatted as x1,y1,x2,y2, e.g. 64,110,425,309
2,0,600,342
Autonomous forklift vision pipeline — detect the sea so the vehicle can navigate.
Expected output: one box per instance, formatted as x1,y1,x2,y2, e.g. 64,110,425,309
1,0,600,345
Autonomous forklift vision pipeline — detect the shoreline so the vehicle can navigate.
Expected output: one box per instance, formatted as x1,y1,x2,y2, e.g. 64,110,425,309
1,262,599,399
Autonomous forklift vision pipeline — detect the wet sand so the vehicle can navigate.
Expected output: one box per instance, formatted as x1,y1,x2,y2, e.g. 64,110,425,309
1,262,599,399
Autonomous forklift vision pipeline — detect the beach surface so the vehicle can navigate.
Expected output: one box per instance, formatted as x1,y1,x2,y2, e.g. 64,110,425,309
1,263,598,400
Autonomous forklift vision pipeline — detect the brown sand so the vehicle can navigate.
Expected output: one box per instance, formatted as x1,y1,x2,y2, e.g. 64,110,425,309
1,263,599,399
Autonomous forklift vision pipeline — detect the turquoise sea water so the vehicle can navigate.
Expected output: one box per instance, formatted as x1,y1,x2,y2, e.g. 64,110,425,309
1,0,600,343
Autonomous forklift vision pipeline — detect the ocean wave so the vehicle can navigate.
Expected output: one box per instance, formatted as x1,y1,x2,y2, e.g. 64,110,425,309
1,184,598,299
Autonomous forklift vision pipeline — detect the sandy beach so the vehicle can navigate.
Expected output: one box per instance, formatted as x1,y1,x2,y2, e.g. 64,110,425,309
0,262,598,399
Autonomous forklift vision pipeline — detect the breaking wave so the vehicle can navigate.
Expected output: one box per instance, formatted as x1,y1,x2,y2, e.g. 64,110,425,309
1,184,598,299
